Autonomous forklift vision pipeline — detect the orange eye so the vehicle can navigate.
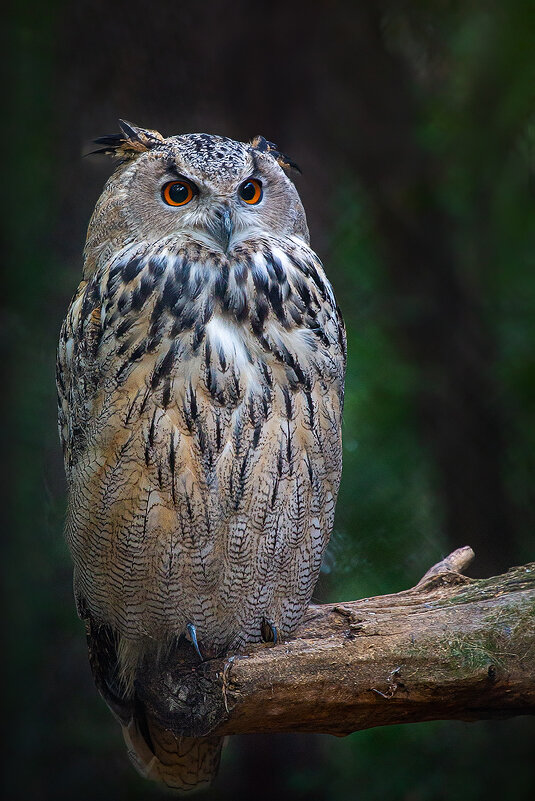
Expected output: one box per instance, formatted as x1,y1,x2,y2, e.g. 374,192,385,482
239,179,263,205
162,180,196,206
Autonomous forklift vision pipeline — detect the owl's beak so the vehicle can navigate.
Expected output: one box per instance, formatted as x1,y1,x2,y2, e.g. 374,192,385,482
212,207,234,253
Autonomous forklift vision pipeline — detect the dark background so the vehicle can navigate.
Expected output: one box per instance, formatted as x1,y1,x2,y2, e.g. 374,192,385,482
4,1,534,799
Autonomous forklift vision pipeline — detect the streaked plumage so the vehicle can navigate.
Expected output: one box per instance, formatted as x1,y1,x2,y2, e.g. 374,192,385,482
57,122,345,791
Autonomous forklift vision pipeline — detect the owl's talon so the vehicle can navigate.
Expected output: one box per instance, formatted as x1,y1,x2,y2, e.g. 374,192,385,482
261,618,278,645
186,623,204,660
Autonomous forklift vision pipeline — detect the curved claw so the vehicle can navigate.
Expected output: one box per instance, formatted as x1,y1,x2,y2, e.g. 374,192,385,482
186,622,203,660
261,618,278,645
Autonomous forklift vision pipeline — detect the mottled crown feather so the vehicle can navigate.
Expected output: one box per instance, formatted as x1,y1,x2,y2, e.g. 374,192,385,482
88,120,301,176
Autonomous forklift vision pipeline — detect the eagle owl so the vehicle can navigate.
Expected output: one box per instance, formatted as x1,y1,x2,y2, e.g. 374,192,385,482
57,121,345,791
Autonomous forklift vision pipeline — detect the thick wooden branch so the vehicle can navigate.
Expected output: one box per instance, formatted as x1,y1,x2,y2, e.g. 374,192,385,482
137,548,535,738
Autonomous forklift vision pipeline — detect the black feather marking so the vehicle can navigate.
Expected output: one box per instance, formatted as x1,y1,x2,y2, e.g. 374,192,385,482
251,263,270,293
189,384,198,420
282,385,293,420
217,344,227,371
115,359,132,382
271,477,280,508
305,390,315,429
268,283,286,323
172,257,187,286
162,275,180,309
215,414,222,451
56,364,66,394
288,304,304,325
162,379,172,408
131,274,155,310
253,296,269,332
337,307,347,357
81,289,95,320
149,298,165,332
191,324,205,352
117,290,130,313
124,389,141,425
116,339,130,357
186,270,204,301
109,259,125,281
293,275,312,308
202,296,214,324
171,309,196,336
233,290,249,322
116,317,135,338
122,257,144,283
260,361,273,387
204,339,212,370
139,388,151,416
230,371,241,403
287,252,308,275
148,409,157,447
205,365,214,397
269,253,287,283
312,322,331,348
183,395,194,432
257,334,272,353
129,340,147,362
146,332,163,352
293,358,309,388
105,310,119,329
148,255,166,277
286,424,293,471
273,341,296,369
233,261,247,285
151,342,177,388
169,432,176,505
306,454,315,485
214,263,229,300
308,262,328,300
184,490,193,522
252,422,262,449
248,397,257,427
277,447,284,478
196,419,208,456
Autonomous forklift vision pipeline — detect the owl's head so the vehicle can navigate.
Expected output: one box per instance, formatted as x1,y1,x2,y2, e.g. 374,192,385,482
84,121,309,275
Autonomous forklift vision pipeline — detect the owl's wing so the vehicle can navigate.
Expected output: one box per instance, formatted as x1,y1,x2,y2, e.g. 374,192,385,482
57,277,104,476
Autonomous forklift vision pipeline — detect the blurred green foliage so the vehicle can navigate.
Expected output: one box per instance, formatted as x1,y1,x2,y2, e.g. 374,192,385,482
4,1,534,799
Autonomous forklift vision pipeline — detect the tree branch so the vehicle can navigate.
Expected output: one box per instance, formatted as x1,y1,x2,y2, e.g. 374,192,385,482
136,548,535,738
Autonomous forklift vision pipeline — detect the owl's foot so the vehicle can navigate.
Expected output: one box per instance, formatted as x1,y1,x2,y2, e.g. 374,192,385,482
261,618,278,645
186,623,203,660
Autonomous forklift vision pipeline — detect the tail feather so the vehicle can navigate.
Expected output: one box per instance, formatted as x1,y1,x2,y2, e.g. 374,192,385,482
84,620,222,791
123,714,223,792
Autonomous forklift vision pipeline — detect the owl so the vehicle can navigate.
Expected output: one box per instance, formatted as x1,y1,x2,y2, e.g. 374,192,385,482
57,120,345,791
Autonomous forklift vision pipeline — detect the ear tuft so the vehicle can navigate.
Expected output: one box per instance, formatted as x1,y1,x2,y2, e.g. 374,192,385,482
88,120,165,160
250,135,302,175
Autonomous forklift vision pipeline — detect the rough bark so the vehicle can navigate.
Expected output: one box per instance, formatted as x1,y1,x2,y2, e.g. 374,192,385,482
136,548,535,738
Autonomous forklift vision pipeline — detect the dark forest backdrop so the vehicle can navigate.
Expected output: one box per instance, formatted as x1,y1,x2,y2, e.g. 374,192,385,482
4,1,534,799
